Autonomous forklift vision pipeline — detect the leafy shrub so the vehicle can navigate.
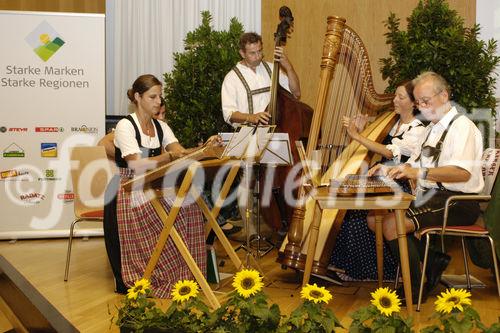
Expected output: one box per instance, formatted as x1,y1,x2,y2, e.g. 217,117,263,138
164,11,243,147
380,0,499,115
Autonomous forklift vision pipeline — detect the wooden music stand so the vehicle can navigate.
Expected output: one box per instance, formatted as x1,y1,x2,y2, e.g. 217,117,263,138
122,147,243,309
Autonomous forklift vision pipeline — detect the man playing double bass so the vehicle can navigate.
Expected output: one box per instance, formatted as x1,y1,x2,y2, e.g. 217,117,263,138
221,31,302,237
222,32,301,125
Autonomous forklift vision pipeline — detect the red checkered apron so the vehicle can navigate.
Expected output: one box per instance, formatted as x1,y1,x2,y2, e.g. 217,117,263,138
116,168,206,298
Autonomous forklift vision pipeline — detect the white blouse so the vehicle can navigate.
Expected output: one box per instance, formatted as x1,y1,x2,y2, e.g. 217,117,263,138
385,118,426,164
114,113,178,159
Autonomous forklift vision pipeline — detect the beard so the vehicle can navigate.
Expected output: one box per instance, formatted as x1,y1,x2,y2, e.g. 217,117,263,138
419,103,450,123
418,107,434,122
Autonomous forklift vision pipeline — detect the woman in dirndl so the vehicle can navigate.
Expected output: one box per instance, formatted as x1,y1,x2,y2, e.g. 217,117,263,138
104,74,219,298
329,80,426,281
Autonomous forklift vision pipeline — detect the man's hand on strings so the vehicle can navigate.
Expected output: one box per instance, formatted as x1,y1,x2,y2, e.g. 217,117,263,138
387,163,418,180
274,46,301,99
367,163,390,176
274,46,291,69
248,111,271,125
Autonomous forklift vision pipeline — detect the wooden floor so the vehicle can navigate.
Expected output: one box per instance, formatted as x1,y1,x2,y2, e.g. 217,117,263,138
0,236,499,332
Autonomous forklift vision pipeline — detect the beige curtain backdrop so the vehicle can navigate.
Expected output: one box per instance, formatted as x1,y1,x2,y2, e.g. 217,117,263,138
106,0,262,116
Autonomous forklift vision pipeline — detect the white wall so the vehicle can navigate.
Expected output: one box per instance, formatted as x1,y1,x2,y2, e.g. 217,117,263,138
476,0,500,134
477,0,500,98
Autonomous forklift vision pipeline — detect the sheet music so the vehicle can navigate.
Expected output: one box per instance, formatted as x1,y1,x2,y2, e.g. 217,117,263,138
220,126,293,165
220,125,274,160
259,133,292,165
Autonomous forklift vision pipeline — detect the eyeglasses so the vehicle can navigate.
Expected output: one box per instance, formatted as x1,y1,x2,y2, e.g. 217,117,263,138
246,49,263,57
415,91,442,107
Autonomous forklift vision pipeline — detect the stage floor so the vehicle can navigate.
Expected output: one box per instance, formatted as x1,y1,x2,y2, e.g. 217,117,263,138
0,237,499,332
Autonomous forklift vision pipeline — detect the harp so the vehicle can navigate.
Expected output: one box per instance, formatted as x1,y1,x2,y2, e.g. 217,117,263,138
278,16,397,277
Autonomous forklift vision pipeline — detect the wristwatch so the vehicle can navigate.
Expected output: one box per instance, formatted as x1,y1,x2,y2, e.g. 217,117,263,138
420,167,429,180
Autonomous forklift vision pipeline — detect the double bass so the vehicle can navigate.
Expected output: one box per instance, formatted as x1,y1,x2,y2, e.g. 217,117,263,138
260,6,313,232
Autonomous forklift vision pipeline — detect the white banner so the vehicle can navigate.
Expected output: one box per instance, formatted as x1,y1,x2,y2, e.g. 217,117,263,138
0,11,105,239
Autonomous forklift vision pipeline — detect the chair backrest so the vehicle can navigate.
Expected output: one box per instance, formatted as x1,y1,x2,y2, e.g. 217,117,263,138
481,148,500,195
70,146,113,217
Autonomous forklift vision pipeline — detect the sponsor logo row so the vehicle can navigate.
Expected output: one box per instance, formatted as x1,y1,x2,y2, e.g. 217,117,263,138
3,142,58,158
17,191,74,204
1,168,62,181
0,125,98,133
2,169,73,204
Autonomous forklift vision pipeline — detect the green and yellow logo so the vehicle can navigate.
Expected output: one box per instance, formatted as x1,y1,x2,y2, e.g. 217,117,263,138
25,21,65,62
3,143,25,158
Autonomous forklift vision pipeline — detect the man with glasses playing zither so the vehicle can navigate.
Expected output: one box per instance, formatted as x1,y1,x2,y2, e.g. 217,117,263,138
367,71,484,304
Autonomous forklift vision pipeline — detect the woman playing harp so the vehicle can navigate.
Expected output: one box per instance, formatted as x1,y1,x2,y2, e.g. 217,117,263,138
280,16,405,278
330,80,426,281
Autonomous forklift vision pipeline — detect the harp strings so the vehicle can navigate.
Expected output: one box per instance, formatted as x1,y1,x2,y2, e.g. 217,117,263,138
320,31,351,173
319,29,367,175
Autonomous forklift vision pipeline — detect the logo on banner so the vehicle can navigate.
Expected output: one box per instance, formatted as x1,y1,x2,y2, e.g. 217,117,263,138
38,169,61,181
1,169,29,180
3,143,25,157
35,127,63,132
41,143,57,157
9,128,29,132
57,191,75,203
25,21,65,62
19,192,46,204
0,127,29,133
71,125,98,134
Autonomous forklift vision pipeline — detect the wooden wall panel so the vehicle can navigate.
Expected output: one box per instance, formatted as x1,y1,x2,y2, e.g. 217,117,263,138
262,0,475,108
0,0,104,14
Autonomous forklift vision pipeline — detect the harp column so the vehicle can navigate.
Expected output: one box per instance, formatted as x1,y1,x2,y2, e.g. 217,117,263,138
282,16,346,269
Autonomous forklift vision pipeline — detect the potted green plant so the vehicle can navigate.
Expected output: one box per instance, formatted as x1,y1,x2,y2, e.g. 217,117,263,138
164,279,211,332
420,288,499,333
208,269,281,332
380,0,499,119
348,287,414,333
278,283,342,333
115,279,168,333
163,11,243,147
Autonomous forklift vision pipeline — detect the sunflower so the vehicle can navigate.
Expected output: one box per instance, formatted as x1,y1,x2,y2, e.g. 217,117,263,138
434,288,471,314
370,287,401,316
300,283,333,304
127,278,151,300
232,269,264,298
171,280,199,303
127,290,139,300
